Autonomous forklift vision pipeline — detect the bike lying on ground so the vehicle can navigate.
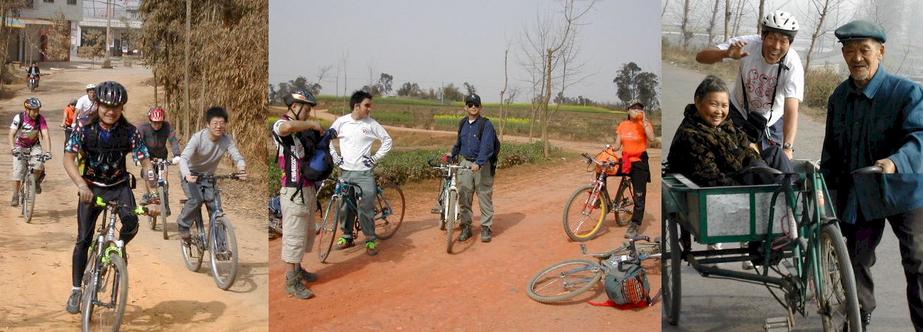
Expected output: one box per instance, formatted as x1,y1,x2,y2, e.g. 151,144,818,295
662,160,862,330
81,193,154,332
429,158,471,253
562,149,635,242
316,175,405,263
13,148,51,223
527,235,661,303
179,173,243,290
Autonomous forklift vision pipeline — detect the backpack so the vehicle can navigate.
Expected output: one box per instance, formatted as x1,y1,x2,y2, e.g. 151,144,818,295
454,117,501,175
272,123,334,201
602,259,651,306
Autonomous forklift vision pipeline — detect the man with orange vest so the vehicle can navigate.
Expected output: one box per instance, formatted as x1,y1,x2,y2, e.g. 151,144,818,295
615,101,654,239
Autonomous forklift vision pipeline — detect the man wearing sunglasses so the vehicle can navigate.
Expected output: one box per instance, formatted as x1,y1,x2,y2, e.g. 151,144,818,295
449,94,499,243
329,90,393,256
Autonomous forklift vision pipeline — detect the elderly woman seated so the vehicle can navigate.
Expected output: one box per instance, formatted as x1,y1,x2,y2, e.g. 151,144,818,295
668,75,788,186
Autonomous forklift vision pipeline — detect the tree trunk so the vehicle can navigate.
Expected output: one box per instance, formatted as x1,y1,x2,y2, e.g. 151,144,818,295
499,49,508,140
681,0,692,50
757,0,766,34
541,48,554,158
184,0,192,139
724,0,730,41
707,0,720,45
732,0,745,36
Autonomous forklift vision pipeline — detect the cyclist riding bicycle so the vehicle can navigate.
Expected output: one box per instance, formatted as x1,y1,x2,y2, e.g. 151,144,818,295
177,106,248,243
137,106,183,215
74,83,99,129
329,90,393,256
62,81,161,314
25,62,40,85
61,99,77,145
9,97,52,206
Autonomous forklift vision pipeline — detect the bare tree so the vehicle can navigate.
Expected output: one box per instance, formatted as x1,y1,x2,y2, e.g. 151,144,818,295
316,64,333,88
499,48,509,140
803,0,850,74
724,0,730,41
757,0,766,33
731,0,746,36
521,0,595,157
662,0,670,18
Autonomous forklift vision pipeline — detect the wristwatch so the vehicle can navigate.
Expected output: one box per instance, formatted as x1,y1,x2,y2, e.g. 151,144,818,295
783,142,794,151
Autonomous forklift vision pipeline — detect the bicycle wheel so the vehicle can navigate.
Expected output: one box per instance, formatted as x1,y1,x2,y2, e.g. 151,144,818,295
22,174,35,223
663,218,682,325
82,253,128,332
613,178,635,227
562,184,607,242
374,183,405,240
445,190,459,253
818,223,862,331
181,214,205,272
527,259,603,303
160,186,169,240
209,217,239,290
317,197,341,263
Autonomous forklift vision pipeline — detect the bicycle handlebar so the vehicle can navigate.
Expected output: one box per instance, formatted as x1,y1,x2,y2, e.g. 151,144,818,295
93,196,153,216
581,152,619,168
428,158,471,170
192,172,244,183
852,165,883,175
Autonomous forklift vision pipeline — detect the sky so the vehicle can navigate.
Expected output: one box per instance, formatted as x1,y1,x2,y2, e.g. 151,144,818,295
269,0,661,104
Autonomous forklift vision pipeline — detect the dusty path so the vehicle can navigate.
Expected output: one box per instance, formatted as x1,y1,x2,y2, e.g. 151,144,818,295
268,110,663,331
0,66,267,331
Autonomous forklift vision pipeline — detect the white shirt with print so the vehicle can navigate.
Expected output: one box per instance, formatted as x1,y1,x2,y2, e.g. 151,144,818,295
329,114,392,172
717,34,804,126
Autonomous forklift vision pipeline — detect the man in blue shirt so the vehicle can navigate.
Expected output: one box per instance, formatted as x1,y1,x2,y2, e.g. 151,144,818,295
450,94,499,242
820,20,923,331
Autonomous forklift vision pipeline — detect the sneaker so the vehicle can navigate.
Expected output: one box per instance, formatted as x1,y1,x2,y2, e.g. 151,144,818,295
742,260,754,270
365,241,378,256
480,226,492,242
179,227,192,244
625,223,640,239
298,267,318,283
66,289,81,314
285,270,314,299
335,236,355,250
10,194,18,207
458,224,472,242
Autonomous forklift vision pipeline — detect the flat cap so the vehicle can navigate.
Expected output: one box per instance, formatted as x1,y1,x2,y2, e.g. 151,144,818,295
835,20,887,43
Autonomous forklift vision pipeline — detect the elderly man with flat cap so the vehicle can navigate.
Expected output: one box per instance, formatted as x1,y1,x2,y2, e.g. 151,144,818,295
820,19,923,331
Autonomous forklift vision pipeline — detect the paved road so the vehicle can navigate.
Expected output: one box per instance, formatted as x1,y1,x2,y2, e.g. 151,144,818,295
661,63,912,331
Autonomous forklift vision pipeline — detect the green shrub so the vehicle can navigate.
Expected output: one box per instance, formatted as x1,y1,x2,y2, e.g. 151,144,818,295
804,67,844,108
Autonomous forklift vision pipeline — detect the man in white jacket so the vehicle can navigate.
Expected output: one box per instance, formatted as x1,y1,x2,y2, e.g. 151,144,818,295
329,90,392,256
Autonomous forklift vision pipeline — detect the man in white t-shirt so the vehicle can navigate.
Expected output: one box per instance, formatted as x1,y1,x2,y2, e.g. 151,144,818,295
696,10,804,159
329,90,393,256
73,83,98,129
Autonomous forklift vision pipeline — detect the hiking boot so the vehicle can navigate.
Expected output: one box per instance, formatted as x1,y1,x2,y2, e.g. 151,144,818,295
335,236,355,250
458,224,472,242
179,227,192,244
365,240,378,256
10,193,18,207
625,223,640,239
66,289,81,314
298,266,318,283
285,270,314,299
862,311,871,331
480,226,492,242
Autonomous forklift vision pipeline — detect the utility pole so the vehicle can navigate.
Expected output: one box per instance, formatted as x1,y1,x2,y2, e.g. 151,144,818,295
102,0,112,68
184,0,191,136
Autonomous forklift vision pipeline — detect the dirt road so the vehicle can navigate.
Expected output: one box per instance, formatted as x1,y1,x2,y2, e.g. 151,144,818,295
0,65,268,331
268,109,663,330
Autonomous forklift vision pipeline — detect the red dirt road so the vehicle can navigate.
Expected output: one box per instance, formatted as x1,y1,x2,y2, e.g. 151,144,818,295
269,142,662,330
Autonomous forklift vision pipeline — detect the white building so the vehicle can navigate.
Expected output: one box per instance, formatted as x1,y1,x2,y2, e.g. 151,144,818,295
77,0,142,56
6,0,83,63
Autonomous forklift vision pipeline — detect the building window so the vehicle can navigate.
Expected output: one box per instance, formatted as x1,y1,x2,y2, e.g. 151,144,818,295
68,0,76,4
43,0,53,3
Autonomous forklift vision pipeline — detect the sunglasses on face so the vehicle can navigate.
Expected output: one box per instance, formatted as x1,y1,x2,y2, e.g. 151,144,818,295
466,103,480,108
361,103,372,108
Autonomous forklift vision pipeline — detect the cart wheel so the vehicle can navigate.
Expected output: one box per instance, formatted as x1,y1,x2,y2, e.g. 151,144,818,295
663,217,682,325
818,223,862,331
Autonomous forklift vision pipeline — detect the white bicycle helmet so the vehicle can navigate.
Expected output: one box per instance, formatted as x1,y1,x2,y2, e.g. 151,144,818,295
762,10,799,39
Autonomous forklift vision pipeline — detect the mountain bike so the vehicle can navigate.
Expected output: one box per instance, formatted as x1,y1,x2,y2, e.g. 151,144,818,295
147,159,173,240
27,74,38,92
316,176,405,263
527,235,661,303
429,158,471,253
562,151,634,241
179,173,242,290
13,147,51,223
80,194,153,332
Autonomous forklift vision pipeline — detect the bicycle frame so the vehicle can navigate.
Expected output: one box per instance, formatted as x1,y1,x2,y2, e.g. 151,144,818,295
436,165,466,224
193,175,230,248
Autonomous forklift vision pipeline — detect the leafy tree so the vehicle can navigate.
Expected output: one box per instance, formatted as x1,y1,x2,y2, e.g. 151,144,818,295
463,81,477,96
613,62,660,111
